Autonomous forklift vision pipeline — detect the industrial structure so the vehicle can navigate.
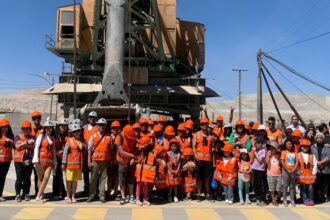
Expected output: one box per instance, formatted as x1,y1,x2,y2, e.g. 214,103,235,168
44,0,218,121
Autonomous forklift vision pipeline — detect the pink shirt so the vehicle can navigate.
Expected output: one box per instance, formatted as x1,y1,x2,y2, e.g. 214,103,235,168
267,155,281,176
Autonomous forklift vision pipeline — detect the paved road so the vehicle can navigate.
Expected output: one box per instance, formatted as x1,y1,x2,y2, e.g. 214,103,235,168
2,165,330,220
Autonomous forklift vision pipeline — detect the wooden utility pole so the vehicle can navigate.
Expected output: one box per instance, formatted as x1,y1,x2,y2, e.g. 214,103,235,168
257,49,263,123
232,69,248,119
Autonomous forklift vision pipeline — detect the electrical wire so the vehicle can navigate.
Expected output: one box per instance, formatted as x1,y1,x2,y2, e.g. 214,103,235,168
264,59,330,113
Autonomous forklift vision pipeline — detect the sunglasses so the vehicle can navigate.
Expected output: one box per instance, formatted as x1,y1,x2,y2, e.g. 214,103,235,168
32,117,41,120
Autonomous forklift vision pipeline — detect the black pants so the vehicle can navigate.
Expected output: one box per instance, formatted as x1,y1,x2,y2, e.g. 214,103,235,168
33,168,38,195
315,173,330,201
0,162,10,197
52,160,67,197
14,162,33,195
253,169,267,202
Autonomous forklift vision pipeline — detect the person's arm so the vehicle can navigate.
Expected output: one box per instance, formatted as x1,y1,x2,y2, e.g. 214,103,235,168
52,137,57,167
229,106,234,123
61,143,69,168
265,150,271,167
312,154,318,175
192,135,198,160
32,135,42,164
245,139,251,151
117,144,135,158
87,136,94,167
15,136,27,151
203,107,209,120
254,149,266,163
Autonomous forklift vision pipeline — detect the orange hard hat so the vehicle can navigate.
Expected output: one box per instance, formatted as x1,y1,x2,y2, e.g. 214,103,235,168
21,120,32,129
186,119,194,125
177,123,186,131
157,115,166,123
245,124,250,130
185,122,194,130
31,111,42,118
252,122,260,130
169,138,179,145
291,129,302,138
0,118,10,127
200,117,209,125
216,115,224,121
164,125,175,136
111,120,121,128
138,135,153,149
139,117,148,125
148,119,154,126
123,125,135,140
300,138,311,147
235,119,245,126
153,125,163,133
183,147,194,156
133,123,141,130
222,143,234,153
212,127,221,137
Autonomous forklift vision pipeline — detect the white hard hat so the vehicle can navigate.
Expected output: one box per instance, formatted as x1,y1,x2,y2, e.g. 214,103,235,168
58,118,69,125
43,120,54,127
240,149,248,154
224,123,232,128
96,118,107,125
71,124,82,132
88,111,98,118
73,119,82,126
258,124,266,131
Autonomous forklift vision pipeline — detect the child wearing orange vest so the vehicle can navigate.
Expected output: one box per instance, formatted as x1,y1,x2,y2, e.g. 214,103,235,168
238,149,251,204
214,143,238,204
62,124,84,203
155,145,169,202
297,139,317,206
135,136,156,206
167,139,182,203
182,148,196,200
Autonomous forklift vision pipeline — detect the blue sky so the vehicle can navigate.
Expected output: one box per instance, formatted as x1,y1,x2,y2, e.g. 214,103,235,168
1,0,330,101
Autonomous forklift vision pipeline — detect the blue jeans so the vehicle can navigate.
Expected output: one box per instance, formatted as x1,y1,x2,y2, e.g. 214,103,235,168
238,176,250,202
223,185,233,201
301,184,314,203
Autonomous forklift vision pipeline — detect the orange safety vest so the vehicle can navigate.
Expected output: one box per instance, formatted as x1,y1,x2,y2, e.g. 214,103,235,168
14,134,33,163
135,151,156,183
163,139,170,151
66,137,84,170
39,136,55,166
183,166,196,193
31,126,43,138
176,136,192,152
167,151,182,185
83,125,98,143
296,152,316,185
213,157,238,186
155,158,169,189
194,131,213,161
0,136,13,162
91,132,112,161
116,134,136,166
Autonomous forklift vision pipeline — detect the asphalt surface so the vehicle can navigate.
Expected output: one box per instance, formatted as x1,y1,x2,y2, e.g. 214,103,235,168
2,164,330,220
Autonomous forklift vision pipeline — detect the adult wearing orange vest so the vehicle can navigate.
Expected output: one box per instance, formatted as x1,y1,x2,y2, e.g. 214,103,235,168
14,120,35,202
115,125,137,205
62,124,85,204
192,117,214,201
133,123,142,140
31,111,43,195
157,115,167,131
53,118,68,200
291,129,303,153
176,123,192,155
32,120,57,203
107,121,121,201
87,118,111,203
139,118,153,139
164,125,176,151
0,118,14,202
215,115,224,137
297,139,317,206
148,120,155,133
82,111,98,195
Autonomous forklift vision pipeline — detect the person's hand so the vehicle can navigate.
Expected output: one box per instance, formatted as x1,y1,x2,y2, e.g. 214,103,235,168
27,139,35,145
88,161,93,169
251,146,256,152
130,159,135,165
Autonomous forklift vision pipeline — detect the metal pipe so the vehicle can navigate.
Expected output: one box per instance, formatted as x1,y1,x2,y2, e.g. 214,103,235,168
73,0,77,119
257,49,263,123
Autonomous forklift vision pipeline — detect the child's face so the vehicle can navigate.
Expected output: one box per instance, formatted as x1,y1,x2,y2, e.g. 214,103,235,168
159,151,166,158
223,151,231,157
286,141,293,151
241,153,247,160
184,155,192,161
301,146,309,153
255,142,262,149
171,143,179,152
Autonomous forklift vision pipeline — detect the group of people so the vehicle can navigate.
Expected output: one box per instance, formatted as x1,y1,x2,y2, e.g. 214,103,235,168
0,111,330,207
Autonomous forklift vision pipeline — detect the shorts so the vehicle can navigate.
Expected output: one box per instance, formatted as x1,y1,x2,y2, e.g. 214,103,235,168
267,175,282,192
118,165,136,186
66,169,82,181
195,160,213,180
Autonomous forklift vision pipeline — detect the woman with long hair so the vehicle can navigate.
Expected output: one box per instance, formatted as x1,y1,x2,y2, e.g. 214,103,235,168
32,120,57,202
0,118,14,202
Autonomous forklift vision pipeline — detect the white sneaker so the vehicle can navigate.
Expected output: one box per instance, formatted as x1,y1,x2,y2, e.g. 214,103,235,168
225,199,229,203
229,200,233,204
0,197,5,202
174,197,179,203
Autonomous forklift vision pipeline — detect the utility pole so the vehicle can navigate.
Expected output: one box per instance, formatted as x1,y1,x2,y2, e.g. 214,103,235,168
73,0,77,119
257,49,263,123
232,69,248,119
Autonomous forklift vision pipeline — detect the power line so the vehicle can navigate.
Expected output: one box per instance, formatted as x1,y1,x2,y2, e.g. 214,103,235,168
267,30,330,53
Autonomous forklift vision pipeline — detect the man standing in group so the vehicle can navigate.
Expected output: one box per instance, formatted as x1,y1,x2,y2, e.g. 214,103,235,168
87,118,111,203
287,115,306,136
266,116,283,145
82,111,98,195
30,111,43,196
192,117,214,201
